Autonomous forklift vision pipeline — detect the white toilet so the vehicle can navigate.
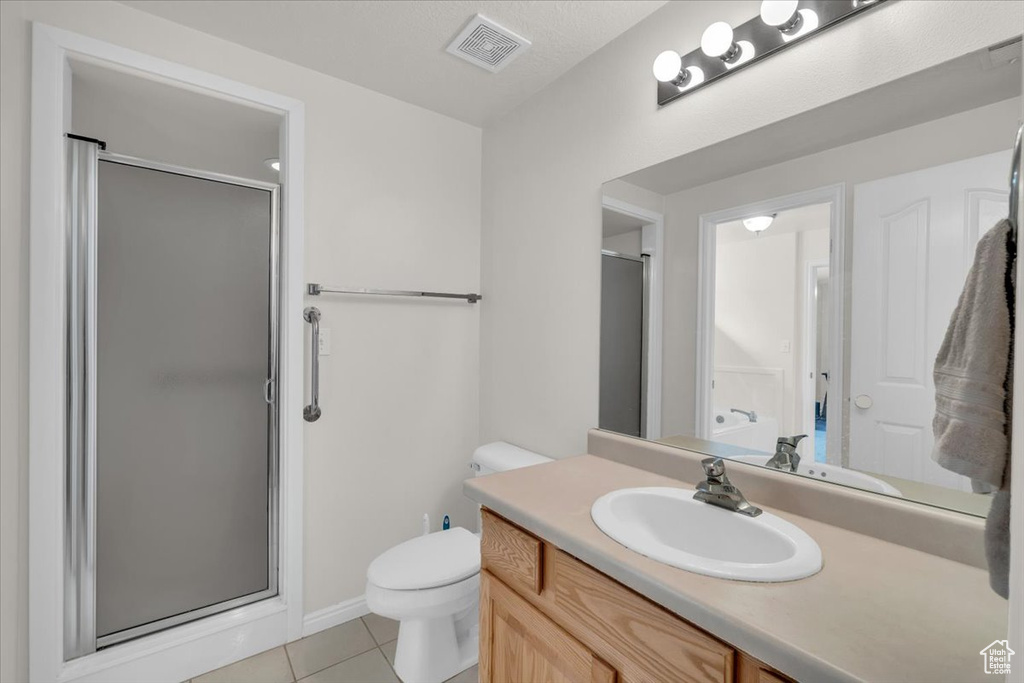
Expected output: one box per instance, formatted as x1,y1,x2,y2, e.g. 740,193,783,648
365,442,552,683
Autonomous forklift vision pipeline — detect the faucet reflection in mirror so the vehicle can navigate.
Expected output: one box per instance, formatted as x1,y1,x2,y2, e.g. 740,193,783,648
653,0,888,106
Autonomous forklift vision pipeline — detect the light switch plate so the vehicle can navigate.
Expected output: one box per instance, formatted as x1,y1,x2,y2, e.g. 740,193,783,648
318,328,331,356
780,340,791,353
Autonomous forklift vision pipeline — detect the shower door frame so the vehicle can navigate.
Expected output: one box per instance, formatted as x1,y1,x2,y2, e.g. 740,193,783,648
30,23,306,683
82,151,282,652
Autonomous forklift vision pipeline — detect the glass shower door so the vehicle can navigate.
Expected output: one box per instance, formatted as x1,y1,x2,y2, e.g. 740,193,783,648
64,137,280,657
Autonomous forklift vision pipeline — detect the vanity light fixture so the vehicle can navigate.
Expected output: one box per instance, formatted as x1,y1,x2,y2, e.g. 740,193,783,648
743,215,775,234
653,0,888,106
760,1,802,34
264,158,280,172
652,50,690,87
701,22,742,63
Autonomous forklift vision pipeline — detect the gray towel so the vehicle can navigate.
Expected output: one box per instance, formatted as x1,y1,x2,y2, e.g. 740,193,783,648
932,218,1014,599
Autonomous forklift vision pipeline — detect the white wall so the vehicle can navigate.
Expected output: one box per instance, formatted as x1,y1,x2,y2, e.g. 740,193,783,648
715,233,797,431
602,178,665,215
70,63,281,183
602,229,642,255
0,3,481,679
480,1,1023,462
713,227,828,437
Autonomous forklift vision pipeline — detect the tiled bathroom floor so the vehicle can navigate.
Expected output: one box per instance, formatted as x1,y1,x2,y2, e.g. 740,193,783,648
188,613,479,683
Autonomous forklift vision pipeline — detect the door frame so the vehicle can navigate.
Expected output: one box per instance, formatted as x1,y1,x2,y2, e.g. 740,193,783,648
802,260,830,460
29,23,306,682
696,183,844,466
600,196,664,440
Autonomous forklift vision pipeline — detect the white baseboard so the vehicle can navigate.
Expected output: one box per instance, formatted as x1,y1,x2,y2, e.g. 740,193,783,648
301,596,370,638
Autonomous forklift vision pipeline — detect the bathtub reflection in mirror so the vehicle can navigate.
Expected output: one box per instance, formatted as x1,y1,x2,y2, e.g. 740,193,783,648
598,41,1022,517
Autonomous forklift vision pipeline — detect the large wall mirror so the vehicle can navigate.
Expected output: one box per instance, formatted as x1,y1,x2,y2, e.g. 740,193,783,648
599,37,1022,517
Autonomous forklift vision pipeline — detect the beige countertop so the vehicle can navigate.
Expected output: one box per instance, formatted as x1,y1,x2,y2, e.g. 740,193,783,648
464,454,1007,683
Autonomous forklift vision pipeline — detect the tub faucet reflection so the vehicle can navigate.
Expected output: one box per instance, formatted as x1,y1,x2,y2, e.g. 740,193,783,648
730,408,757,423
694,458,762,517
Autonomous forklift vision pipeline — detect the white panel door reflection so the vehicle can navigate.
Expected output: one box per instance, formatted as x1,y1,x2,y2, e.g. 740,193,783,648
851,151,1009,491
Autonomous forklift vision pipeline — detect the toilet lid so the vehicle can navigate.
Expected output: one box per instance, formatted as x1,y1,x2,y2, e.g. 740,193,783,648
368,527,481,590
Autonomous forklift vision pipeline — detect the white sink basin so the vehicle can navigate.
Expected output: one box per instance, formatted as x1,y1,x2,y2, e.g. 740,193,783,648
591,487,822,582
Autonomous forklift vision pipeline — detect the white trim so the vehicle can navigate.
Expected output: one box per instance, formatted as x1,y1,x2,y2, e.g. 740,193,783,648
696,184,845,459
301,597,371,638
1008,156,1024,673
29,23,306,683
601,196,664,440
802,260,829,459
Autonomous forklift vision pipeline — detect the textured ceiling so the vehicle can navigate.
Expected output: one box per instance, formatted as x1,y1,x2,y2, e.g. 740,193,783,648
119,0,668,126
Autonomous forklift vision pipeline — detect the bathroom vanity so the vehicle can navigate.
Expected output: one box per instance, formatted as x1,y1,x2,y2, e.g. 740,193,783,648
465,449,1007,683
479,508,788,683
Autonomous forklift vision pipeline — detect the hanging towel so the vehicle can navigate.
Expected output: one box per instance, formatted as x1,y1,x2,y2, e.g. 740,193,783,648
932,218,1014,598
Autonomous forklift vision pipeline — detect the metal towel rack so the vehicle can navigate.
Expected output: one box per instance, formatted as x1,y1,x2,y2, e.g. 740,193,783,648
1010,122,1022,236
307,283,481,304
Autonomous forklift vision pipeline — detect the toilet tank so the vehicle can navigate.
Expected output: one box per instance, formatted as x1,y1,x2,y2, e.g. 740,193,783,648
470,441,552,476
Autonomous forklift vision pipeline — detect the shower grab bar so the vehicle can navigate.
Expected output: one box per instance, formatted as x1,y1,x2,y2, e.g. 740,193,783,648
307,283,481,304
303,306,322,422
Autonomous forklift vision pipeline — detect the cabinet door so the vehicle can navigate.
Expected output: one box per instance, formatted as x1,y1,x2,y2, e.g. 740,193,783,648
480,570,616,683
736,652,794,683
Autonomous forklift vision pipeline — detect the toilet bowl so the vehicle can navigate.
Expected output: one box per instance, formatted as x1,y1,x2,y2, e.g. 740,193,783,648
365,442,552,683
366,528,481,683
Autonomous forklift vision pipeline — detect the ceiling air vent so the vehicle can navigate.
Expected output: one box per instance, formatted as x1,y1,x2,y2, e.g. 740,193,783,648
446,14,531,73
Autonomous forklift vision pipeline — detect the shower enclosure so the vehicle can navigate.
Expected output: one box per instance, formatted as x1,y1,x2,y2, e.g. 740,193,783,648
63,136,281,658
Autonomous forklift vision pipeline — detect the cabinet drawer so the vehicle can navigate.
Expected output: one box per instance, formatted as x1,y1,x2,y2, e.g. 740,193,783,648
481,509,544,595
552,550,734,683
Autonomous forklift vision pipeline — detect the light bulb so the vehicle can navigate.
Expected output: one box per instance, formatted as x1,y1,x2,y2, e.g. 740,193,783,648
760,0,800,28
652,50,683,82
701,22,740,62
264,158,280,172
743,215,775,233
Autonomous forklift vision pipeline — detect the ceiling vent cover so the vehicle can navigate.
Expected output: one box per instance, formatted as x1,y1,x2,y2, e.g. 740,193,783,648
446,14,531,73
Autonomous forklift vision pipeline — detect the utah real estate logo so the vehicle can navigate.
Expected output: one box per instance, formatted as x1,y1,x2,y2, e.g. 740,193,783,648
980,640,1015,675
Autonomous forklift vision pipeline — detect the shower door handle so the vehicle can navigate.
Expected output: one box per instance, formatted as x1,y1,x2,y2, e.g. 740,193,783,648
303,306,322,422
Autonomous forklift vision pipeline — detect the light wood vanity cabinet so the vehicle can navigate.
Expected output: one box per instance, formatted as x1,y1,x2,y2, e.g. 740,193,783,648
479,509,795,683
480,571,616,683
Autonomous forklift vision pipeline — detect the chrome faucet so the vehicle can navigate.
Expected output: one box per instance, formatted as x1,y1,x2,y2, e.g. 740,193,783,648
765,434,807,472
730,408,757,423
693,458,762,517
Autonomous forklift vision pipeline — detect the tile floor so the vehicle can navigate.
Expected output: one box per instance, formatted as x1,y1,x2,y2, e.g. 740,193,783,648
188,613,479,683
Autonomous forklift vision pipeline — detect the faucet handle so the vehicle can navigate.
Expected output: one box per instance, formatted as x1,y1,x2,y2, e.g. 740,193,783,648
777,434,808,448
701,457,725,477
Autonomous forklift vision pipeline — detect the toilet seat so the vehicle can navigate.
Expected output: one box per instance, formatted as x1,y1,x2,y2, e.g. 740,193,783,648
366,573,479,621
367,527,480,591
